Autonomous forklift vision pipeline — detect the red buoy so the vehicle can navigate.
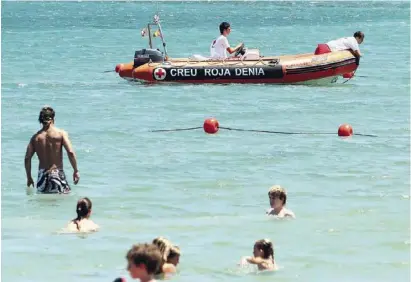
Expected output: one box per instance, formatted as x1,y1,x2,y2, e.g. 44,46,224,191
343,72,354,79
338,124,353,137
203,118,219,134
115,64,124,73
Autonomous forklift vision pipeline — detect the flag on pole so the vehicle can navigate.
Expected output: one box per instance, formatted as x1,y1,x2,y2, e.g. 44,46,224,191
153,29,162,38
141,27,147,37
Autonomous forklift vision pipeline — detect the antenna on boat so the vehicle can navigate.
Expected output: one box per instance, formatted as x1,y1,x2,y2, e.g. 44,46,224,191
142,12,169,62
153,14,169,60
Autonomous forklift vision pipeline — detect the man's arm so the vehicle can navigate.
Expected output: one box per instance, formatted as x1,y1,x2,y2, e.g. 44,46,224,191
62,130,78,172
226,43,243,54
246,256,264,265
24,136,35,180
353,50,361,57
348,39,361,57
24,136,36,187
223,37,243,54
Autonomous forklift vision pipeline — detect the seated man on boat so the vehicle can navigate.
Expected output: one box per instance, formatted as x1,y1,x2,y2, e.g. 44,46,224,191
314,31,364,58
210,22,245,59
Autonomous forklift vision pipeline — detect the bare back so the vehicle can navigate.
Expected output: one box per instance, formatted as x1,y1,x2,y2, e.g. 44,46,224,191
31,126,65,170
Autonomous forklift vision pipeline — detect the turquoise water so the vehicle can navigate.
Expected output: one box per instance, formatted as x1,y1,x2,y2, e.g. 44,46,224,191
1,1,410,281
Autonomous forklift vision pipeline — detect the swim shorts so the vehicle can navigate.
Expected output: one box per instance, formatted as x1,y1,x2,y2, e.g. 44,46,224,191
36,168,71,194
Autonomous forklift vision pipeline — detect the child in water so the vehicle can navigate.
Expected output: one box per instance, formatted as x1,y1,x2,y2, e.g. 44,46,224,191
167,245,180,267
152,237,178,276
244,239,278,271
66,197,99,232
266,185,295,218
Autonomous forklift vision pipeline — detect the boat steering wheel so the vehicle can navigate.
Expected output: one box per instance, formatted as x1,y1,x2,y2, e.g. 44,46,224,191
235,43,246,57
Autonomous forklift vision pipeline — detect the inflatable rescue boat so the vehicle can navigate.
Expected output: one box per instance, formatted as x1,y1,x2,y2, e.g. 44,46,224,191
115,16,359,85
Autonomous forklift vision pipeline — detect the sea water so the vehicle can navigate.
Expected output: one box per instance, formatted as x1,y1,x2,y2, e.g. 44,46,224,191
1,1,410,282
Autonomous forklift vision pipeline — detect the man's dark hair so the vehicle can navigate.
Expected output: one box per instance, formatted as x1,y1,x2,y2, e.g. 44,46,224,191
126,243,162,275
219,22,231,34
353,31,364,39
38,106,55,125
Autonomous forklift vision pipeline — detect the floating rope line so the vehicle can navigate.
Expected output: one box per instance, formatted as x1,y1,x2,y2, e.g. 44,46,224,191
221,127,377,137
150,126,202,132
220,126,336,135
149,121,378,137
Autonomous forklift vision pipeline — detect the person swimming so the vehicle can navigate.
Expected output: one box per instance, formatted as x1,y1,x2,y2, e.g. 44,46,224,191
166,245,180,267
244,239,278,271
266,185,295,218
125,243,163,282
152,237,178,276
66,197,99,233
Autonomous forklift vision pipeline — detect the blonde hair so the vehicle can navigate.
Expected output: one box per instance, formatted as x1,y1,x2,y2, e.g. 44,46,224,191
268,185,287,205
152,237,173,261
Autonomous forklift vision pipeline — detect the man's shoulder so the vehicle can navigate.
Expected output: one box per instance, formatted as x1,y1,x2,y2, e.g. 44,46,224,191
284,208,295,218
47,127,69,140
31,129,45,141
52,127,68,136
216,34,227,41
342,36,356,44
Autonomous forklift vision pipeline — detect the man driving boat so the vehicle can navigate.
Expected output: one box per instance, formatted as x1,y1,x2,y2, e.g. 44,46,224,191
210,22,244,59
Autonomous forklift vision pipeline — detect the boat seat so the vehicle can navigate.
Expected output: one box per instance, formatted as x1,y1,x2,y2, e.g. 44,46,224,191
240,48,261,60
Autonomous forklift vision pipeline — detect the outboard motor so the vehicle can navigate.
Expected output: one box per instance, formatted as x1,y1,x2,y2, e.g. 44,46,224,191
133,48,164,68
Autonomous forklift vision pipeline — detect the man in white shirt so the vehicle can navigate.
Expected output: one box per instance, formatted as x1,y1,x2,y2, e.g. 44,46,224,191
210,22,244,59
314,31,364,58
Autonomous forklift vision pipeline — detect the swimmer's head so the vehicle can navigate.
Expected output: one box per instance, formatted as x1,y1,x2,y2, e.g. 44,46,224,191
268,185,287,208
253,239,274,261
38,106,55,126
167,245,180,266
72,197,92,231
76,197,92,219
126,243,162,278
152,237,173,262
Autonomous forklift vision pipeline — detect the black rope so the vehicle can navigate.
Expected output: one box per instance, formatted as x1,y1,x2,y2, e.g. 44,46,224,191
220,126,334,135
150,126,202,132
350,133,378,137
220,127,377,137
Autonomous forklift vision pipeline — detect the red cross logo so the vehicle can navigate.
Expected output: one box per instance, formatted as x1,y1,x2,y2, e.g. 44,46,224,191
154,68,167,80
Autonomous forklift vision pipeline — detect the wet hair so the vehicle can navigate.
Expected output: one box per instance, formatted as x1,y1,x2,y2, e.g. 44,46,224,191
268,185,287,205
353,31,364,40
152,237,173,274
167,245,180,261
38,106,55,125
255,239,274,262
219,22,231,34
126,243,162,275
72,197,92,231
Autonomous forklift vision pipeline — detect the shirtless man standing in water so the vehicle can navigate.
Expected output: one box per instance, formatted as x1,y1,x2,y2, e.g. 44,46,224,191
24,106,80,194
